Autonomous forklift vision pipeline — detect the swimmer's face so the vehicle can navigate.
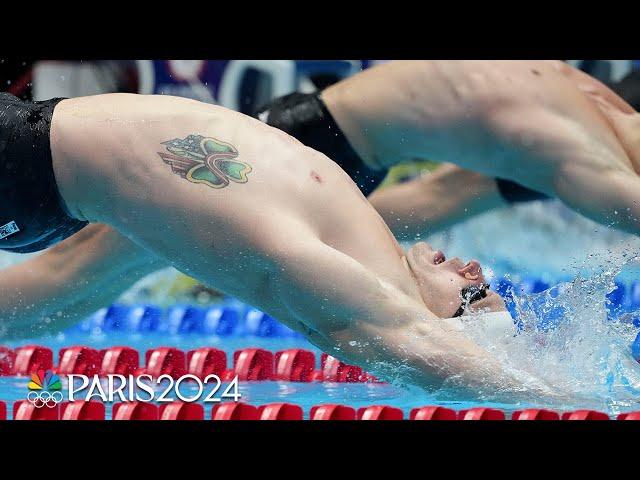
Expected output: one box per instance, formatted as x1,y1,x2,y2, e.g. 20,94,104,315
406,242,506,318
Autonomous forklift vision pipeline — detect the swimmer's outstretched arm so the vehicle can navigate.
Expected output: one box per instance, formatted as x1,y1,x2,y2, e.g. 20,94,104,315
0,224,543,396
369,163,508,239
0,224,517,394
0,224,164,339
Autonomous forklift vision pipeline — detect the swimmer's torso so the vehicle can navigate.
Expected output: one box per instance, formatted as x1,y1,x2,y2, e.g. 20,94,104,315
50,93,420,333
324,60,636,196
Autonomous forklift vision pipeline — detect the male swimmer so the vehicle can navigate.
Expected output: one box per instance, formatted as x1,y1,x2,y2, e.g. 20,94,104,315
0,89,534,400
3,60,639,398
3,60,640,335
321,60,640,236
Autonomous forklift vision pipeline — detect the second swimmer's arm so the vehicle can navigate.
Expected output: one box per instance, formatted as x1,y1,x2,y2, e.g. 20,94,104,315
369,164,508,239
0,224,167,339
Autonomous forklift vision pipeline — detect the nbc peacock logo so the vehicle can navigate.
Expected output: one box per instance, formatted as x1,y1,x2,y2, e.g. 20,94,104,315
27,370,63,408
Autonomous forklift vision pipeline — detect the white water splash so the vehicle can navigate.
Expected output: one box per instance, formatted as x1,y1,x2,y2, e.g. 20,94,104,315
452,259,640,414
407,200,640,413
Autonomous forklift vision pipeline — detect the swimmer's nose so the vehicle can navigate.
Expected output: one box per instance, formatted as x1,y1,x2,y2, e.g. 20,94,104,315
458,260,483,281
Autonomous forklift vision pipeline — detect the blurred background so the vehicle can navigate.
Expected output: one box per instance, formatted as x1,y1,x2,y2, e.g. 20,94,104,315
3,59,640,305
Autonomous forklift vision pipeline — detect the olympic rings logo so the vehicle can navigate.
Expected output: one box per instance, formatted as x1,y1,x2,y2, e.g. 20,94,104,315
26,370,64,407
27,390,64,408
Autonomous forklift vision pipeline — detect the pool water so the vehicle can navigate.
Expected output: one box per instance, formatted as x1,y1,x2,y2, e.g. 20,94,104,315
3,199,640,418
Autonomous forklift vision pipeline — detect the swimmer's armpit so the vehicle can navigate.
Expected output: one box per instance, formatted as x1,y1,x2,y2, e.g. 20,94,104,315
157,134,252,189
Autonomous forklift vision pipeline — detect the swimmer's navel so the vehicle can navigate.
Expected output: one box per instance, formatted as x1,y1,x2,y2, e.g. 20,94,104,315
310,170,323,184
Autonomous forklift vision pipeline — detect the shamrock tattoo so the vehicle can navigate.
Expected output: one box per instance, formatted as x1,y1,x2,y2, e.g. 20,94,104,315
158,134,252,189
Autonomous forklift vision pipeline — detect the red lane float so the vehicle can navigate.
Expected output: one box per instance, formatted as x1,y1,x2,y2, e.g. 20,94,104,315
458,408,506,420
410,406,457,420
357,405,403,420
145,347,186,379
112,402,159,420
187,348,226,378
512,409,560,420
0,347,15,376
320,353,365,383
274,349,315,382
220,369,236,381
233,348,273,381
100,346,139,376
258,402,304,420
13,400,59,420
310,404,356,420
562,410,609,420
617,411,640,420
60,401,106,420
159,401,204,420
0,401,6,420
211,402,259,420
13,346,53,376
57,346,101,376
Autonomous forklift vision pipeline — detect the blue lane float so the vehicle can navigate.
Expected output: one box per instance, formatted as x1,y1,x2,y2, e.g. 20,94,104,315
69,302,302,338
488,277,640,333
162,306,207,335
201,306,240,336
242,309,299,337
105,304,162,332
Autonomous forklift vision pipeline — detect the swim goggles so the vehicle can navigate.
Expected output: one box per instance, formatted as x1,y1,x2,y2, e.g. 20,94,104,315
452,283,491,317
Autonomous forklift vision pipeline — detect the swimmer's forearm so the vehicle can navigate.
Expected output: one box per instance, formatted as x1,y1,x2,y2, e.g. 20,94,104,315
326,292,538,398
343,314,525,396
369,164,506,239
0,224,166,339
